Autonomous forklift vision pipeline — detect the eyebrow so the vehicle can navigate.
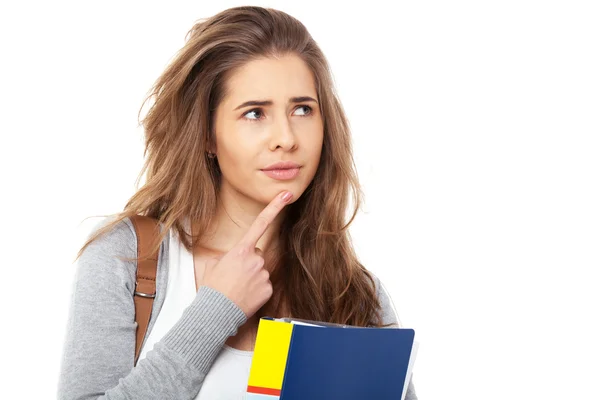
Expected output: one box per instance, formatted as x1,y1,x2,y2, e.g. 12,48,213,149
233,96,318,111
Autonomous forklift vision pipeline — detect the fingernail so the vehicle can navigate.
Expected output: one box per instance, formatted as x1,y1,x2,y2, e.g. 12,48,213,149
281,191,292,202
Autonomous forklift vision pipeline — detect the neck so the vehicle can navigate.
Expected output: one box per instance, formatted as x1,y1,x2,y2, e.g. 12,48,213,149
192,183,287,260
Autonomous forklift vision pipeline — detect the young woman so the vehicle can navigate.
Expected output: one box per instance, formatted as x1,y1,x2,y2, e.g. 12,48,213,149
58,6,417,399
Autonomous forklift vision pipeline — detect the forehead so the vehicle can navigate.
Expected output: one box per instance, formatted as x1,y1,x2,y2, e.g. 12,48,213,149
223,54,317,104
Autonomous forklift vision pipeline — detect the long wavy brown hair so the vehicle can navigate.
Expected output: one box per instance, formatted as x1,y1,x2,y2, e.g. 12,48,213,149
75,6,387,327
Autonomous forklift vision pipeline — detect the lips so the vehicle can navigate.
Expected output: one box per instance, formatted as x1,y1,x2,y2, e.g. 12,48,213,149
261,161,301,171
260,161,302,181
261,167,300,180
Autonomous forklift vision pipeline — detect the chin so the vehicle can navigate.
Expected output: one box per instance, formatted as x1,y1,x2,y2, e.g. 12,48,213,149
254,183,304,205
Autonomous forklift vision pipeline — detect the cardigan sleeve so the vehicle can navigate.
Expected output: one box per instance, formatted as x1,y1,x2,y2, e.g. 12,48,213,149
372,272,419,400
57,218,247,400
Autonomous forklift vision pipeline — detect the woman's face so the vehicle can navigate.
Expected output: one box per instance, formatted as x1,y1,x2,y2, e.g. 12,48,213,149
212,54,324,206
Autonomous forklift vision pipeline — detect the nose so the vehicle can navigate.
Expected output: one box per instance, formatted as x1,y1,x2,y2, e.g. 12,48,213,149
269,114,298,152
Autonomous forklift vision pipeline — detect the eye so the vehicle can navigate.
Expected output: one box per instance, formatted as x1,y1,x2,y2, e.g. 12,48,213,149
243,105,313,121
293,105,312,116
243,108,264,121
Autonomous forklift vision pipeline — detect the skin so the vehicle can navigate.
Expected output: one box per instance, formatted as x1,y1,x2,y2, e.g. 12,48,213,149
194,53,324,266
191,54,325,349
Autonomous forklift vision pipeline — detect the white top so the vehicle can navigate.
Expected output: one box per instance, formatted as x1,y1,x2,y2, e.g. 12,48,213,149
138,223,254,399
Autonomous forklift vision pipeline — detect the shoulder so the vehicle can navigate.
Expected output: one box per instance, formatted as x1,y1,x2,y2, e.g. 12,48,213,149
75,216,140,293
76,216,171,297
87,216,138,250
366,270,403,328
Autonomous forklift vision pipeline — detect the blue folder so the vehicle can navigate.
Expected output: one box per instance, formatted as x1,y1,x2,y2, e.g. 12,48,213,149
246,317,417,400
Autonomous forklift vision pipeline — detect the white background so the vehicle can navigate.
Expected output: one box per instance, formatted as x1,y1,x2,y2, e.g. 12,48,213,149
1,0,598,399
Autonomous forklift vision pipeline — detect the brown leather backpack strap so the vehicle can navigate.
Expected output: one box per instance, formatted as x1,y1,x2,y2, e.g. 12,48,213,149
129,215,160,366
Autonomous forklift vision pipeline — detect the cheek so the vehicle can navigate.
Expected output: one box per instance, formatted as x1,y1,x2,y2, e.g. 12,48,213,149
296,134,324,188
302,124,324,166
218,141,253,179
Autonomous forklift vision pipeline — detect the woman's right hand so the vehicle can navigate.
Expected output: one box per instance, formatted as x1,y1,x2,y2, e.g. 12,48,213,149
202,190,293,318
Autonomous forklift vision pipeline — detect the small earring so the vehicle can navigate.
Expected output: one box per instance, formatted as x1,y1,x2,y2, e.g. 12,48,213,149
207,152,216,158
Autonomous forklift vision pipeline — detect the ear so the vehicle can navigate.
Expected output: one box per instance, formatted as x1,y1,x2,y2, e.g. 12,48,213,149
206,133,218,155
